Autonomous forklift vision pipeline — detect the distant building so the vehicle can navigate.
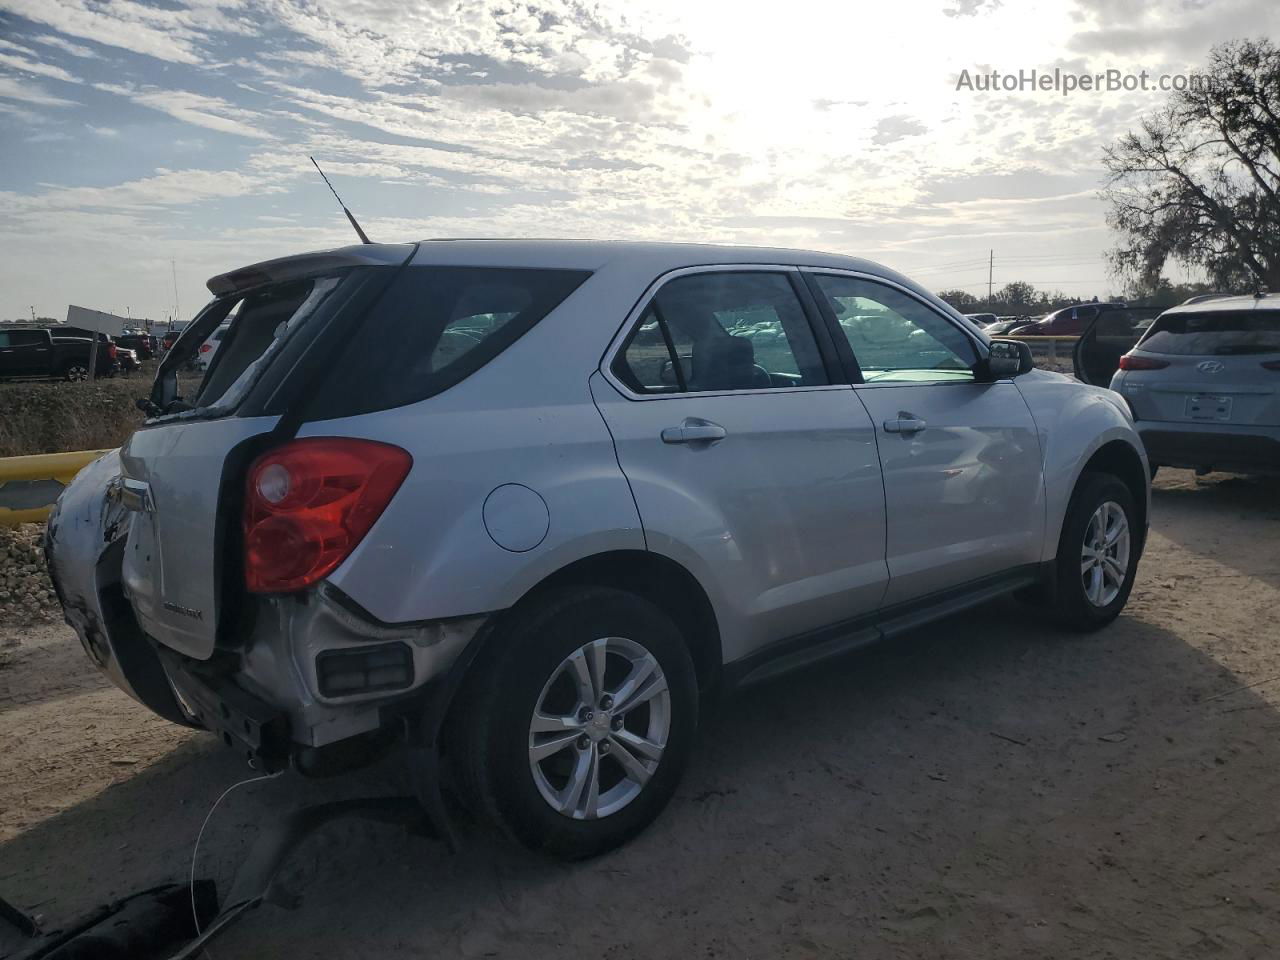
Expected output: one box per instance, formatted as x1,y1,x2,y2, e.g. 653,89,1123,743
65,305,150,336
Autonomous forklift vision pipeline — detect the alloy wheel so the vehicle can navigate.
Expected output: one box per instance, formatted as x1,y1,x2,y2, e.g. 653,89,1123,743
1080,500,1130,607
528,636,670,820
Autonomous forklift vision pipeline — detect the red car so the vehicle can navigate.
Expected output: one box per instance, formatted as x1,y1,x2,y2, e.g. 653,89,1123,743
1017,303,1160,337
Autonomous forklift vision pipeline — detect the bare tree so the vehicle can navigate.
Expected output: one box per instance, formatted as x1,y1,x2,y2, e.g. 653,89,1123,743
1103,38,1280,293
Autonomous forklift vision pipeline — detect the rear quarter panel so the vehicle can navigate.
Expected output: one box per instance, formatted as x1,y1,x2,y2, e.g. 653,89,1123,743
1014,369,1150,561
310,266,650,623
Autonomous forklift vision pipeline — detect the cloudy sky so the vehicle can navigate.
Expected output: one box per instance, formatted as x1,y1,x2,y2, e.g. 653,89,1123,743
1,0,1277,324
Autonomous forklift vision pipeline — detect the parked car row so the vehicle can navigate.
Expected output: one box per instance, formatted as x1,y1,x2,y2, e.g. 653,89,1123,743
0,327,119,381
0,326,172,382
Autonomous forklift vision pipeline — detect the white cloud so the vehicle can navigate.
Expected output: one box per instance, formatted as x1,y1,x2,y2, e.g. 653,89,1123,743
0,49,83,84
31,33,102,59
0,75,78,106
95,83,278,139
0,0,221,64
0,165,288,216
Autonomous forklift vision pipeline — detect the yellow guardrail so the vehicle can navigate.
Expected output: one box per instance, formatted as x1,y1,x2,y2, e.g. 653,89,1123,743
0,449,111,527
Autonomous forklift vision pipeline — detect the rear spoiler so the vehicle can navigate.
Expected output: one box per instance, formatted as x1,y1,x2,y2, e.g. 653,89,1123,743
206,243,416,297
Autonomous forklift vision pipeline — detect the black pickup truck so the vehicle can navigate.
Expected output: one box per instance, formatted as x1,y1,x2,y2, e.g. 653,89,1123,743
0,327,118,381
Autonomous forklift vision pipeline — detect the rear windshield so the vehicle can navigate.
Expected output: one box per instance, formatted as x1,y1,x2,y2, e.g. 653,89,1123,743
192,277,339,409
1137,310,1280,356
305,266,590,419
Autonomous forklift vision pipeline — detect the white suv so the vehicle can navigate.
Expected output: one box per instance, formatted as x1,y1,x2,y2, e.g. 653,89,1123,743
47,240,1149,858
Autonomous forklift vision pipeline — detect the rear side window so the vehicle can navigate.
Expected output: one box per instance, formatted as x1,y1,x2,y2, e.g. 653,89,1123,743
1138,310,1280,356
307,266,590,419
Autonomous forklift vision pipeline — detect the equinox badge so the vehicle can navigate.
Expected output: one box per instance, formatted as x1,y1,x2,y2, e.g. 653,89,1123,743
163,601,205,621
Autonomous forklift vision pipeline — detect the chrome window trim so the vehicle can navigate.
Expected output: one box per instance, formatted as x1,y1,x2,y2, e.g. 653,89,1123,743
599,263,844,402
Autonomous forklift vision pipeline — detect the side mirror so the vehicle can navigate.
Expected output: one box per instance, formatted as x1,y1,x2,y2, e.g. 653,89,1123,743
982,339,1034,379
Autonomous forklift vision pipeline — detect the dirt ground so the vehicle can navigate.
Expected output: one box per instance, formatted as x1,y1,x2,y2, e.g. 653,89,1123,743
2,468,1278,959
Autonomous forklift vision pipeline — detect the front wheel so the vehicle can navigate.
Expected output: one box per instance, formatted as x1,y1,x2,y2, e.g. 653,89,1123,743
455,587,698,860
1050,472,1140,630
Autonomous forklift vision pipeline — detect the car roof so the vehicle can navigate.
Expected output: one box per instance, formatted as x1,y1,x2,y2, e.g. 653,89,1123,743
208,238,987,339
407,238,898,273
214,239,915,287
1159,293,1280,316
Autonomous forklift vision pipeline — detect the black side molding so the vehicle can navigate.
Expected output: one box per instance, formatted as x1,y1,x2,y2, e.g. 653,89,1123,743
725,564,1043,690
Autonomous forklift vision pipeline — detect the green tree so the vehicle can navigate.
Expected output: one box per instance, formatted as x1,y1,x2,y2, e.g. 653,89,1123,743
1103,38,1280,292
996,281,1038,307
938,289,979,309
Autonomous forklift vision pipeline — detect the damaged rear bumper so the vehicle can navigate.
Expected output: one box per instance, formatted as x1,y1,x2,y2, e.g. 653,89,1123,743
45,448,490,766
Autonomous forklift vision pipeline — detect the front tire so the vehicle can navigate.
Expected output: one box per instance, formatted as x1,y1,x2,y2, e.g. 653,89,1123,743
1050,472,1140,630
456,587,698,860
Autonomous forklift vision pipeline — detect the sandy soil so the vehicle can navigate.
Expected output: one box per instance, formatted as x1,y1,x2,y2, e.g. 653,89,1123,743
2,468,1278,959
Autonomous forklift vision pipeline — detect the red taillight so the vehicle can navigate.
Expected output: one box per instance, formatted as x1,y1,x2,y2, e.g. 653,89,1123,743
1118,354,1169,371
107,344,117,360
1262,360,1280,371
243,438,412,594
199,343,212,353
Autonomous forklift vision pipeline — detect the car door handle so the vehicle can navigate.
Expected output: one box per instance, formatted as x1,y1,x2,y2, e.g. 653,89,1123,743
661,418,727,444
883,416,927,434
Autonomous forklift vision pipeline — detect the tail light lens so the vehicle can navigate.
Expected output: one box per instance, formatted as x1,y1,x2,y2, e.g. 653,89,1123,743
1262,360,1280,371
107,343,117,360
199,343,212,353
1118,354,1169,371
244,438,412,594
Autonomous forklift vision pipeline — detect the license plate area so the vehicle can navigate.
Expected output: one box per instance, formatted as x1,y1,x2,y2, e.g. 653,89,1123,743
1185,394,1232,421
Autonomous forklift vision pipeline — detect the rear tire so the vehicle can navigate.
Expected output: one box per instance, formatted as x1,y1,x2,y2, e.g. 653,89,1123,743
1050,472,1140,631
62,363,88,382
455,587,698,860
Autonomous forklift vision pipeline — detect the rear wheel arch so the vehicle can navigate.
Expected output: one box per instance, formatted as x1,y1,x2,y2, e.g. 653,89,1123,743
437,550,721,755
491,550,722,697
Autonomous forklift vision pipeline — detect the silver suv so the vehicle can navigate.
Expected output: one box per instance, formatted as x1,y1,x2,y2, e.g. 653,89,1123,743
47,241,1149,859
1099,296,1280,476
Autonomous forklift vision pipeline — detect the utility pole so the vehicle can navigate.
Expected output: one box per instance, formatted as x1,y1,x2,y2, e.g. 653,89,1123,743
988,249,994,310
170,260,181,324
29,306,35,322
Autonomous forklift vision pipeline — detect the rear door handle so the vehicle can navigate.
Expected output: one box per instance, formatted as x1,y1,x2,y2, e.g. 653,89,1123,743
661,418,727,444
883,416,927,434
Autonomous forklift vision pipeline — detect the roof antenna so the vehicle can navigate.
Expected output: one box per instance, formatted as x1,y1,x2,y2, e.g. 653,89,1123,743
310,156,371,244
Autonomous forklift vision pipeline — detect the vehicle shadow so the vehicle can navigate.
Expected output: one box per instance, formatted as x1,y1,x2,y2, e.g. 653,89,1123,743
4,594,1279,960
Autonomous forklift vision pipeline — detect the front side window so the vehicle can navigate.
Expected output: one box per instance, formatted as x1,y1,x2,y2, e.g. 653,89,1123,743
614,271,826,394
811,274,977,383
